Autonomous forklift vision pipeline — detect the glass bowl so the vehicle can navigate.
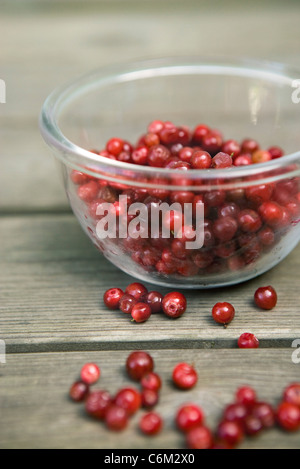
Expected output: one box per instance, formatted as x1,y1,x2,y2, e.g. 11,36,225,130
40,57,300,288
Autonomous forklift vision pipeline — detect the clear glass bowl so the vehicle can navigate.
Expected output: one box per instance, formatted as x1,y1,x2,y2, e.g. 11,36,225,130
40,57,300,288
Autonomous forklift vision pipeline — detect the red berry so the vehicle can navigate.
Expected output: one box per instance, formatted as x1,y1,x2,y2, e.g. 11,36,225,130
71,170,89,185
105,404,128,431
212,152,233,169
258,202,284,227
80,363,101,385
223,403,248,424
162,292,187,319
241,139,260,154
251,402,275,429
234,154,252,166
245,184,274,205
277,402,300,432
268,146,284,159
238,209,262,233
252,150,272,164
172,363,198,390
119,294,138,314
254,286,278,310
213,217,238,242
106,137,124,156
243,415,263,437
238,333,260,349
148,144,171,167
283,383,300,408
126,351,154,381
191,150,212,169
186,426,214,449
139,412,163,436
217,421,244,448
212,302,235,326
144,291,164,314
103,288,124,310
193,124,211,144
176,404,205,432
235,386,257,407
69,381,89,402
77,181,99,202
141,372,162,392
202,131,223,155
114,387,141,416
222,139,241,158
132,146,149,165
141,389,159,409
125,282,148,300
131,302,152,323
85,390,112,419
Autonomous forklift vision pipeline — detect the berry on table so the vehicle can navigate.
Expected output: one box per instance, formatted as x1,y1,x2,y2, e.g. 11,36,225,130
176,404,205,433
126,351,154,381
141,389,159,409
162,292,187,319
238,333,260,349
69,381,89,403
125,282,148,301
105,404,129,432
172,363,198,390
141,372,162,392
212,302,235,326
235,386,257,407
80,363,101,385
85,390,112,419
283,383,300,408
114,387,141,416
139,412,163,436
103,288,124,310
277,402,300,432
131,302,152,323
254,286,278,310
186,426,214,449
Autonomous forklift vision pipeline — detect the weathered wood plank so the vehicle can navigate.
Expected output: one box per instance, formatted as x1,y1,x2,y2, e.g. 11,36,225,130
1,215,300,352
0,349,299,449
1,1,300,210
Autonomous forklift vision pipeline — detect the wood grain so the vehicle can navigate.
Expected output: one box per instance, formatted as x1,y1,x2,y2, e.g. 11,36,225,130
0,349,299,449
1,214,299,353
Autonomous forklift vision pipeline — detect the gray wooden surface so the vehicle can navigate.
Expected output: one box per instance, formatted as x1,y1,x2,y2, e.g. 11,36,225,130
1,0,300,449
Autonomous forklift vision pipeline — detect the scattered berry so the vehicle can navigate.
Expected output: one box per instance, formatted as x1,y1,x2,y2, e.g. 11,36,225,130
85,390,112,419
172,363,198,390
80,363,101,385
176,404,205,433
254,286,278,310
69,381,89,403
126,351,154,381
139,412,163,436
238,333,260,349
212,302,235,326
162,292,187,319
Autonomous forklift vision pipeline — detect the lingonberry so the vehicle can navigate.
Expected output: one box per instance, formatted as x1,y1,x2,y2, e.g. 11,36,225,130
132,146,149,165
80,363,101,385
147,144,171,167
217,420,244,448
131,302,152,323
179,146,194,164
141,389,159,409
243,414,263,437
192,124,211,144
222,139,241,158
77,181,99,202
212,302,235,326
105,404,129,431
119,294,138,314
125,282,148,301
277,402,300,432
103,288,124,310
218,202,240,219
268,146,284,159
106,137,124,156
258,201,284,227
234,154,252,166
172,363,198,390
212,152,233,169
254,286,278,310
139,412,163,436
241,138,260,154
141,372,162,392
176,404,205,432
245,184,274,205
71,170,89,185
223,403,248,424
258,227,275,247
126,351,154,381
238,333,260,349
252,150,272,164
186,426,214,449
85,390,112,419
238,209,262,233
144,291,164,314
251,402,275,429
114,387,141,416
283,383,300,408
69,381,89,402
235,386,257,407
213,216,238,242
202,131,223,155
162,292,187,319
191,150,212,169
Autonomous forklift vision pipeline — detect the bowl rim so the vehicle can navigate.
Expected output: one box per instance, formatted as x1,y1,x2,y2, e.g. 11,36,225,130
39,55,300,188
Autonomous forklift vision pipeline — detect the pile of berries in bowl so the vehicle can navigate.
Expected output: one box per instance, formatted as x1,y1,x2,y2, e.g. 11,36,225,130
40,58,300,288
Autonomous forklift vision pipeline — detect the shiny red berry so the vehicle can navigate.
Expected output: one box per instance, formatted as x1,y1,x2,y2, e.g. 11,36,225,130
186,426,214,449
114,387,141,416
254,286,278,310
85,390,112,419
162,292,187,319
105,404,128,431
141,372,162,392
283,383,300,408
103,288,124,310
277,402,300,432
80,363,101,385
141,389,159,409
217,421,244,448
131,302,152,323
144,291,164,314
235,386,257,407
125,282,148,300
212,302,235,326
238,333,260,349
251,402,275,429
139,412,163,436
176,404,205,432
69,381,89,402
119,294,138,314
172,363,198,390
126,351,154,381
212,152,233,169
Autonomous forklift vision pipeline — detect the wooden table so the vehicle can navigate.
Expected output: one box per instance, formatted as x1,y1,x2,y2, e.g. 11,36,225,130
1,0,300,449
